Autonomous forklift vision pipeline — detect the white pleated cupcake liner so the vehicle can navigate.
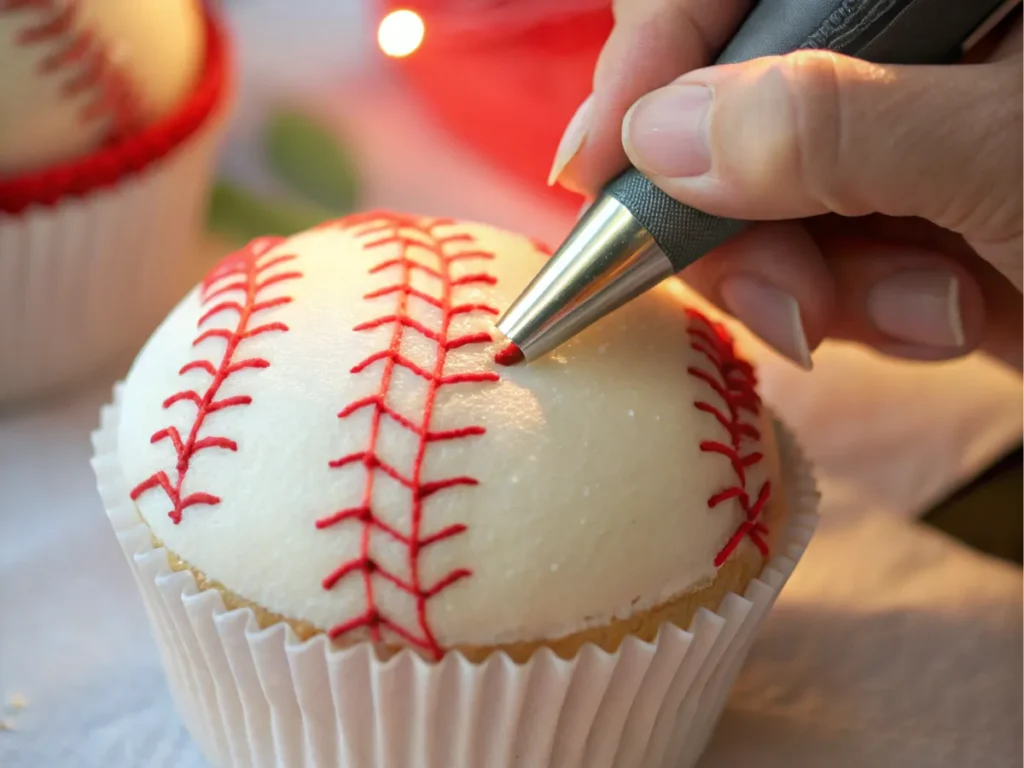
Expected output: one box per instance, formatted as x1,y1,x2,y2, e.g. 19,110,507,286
0,90,228,405
91,384,819,768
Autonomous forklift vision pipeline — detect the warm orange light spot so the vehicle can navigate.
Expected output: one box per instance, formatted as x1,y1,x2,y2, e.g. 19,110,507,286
377,10,424,58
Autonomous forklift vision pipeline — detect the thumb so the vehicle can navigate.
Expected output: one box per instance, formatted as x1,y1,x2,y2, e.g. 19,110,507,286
621,51,1022,242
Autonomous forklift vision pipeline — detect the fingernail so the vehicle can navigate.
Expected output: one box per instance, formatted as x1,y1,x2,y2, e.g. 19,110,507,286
867,271,965,347
720,277,813,369
548,95,593,187
624,85,712,178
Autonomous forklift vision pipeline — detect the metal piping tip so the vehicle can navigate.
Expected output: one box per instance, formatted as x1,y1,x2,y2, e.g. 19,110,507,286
496,195,675,363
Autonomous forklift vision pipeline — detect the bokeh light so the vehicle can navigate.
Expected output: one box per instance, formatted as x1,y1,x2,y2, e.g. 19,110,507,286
377,10,425,58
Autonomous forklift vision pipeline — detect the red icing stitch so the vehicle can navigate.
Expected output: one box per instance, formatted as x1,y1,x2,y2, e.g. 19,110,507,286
317,211,502,659
1,0,143,142
685,309,772,566
130,238,302,524
493,342,524,367
527,236,553,257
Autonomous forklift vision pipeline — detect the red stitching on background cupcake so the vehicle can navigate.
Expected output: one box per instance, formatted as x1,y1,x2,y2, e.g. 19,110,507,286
1,0,143,141
0,3,226,210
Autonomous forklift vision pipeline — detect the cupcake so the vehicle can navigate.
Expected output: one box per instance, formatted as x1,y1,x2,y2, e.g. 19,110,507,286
92,212,818,768
0,0,230,403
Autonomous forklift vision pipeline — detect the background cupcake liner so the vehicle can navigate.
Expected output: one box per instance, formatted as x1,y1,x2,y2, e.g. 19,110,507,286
0,11,231,405
92,384,819,768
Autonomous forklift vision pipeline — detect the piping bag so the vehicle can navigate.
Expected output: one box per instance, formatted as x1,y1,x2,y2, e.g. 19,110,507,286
496,0,1020,365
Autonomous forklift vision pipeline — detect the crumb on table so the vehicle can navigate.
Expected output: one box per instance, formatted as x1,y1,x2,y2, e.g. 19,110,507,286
0,693,27,731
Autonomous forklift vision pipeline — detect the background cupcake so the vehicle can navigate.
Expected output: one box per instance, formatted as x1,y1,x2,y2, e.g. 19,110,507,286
93,211,818,767
0,0,231,404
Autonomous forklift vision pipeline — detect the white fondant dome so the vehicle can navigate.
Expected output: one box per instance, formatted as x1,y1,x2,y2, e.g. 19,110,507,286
118,212,773,657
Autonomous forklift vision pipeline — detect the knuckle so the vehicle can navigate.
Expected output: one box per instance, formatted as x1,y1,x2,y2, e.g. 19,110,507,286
776,51,866,215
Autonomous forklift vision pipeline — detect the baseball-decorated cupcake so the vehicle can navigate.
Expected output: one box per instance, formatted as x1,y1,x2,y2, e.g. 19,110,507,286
92,212,818,768
0,0,230,402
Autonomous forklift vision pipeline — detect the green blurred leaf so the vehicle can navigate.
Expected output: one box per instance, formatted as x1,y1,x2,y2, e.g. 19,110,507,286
264,108,360,212
207,181,331,244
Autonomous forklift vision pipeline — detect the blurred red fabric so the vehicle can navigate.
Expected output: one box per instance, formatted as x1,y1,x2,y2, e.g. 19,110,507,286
380,1,612,212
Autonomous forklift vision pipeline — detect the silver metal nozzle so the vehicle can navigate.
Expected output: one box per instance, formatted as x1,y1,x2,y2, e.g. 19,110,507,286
496,195,674,363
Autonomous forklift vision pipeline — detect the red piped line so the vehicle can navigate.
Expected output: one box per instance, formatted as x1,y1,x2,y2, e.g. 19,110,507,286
529,237,553,257
684,309,772,566
2,0,144,142
316,212,502,659
494,342,523,367
129,238,301,524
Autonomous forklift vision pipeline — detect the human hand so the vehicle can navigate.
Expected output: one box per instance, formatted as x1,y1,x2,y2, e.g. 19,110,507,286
549,1,1022,369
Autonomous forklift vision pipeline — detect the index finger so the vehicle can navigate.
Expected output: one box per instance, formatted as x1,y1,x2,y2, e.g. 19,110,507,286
553,0,752,196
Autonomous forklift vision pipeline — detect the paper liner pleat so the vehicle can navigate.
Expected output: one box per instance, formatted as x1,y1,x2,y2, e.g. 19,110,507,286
0,103,226,404
92,388,820,768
